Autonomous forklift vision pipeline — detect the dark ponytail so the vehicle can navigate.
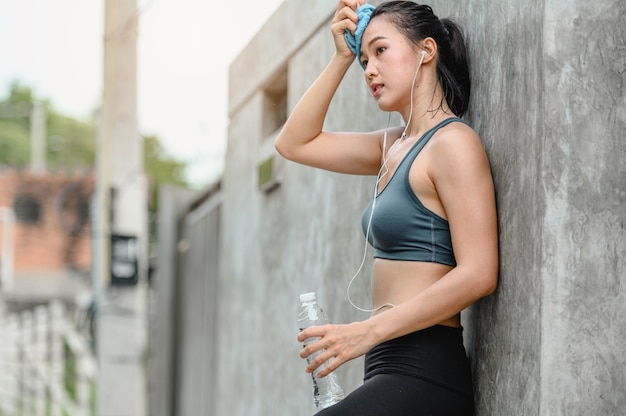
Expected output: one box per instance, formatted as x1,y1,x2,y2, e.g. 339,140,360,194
438,19,470,116
371,2,471,116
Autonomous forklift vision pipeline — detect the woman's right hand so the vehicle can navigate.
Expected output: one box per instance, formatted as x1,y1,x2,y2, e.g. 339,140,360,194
331,0,366,58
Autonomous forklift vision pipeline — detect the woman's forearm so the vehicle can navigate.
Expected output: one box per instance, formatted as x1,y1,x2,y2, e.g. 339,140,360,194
368,265,497,345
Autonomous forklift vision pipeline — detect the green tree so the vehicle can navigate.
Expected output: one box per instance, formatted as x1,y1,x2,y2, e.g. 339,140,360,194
0,81,96,169
0,118,30,165
143,133,189,212
0,80,190,208
0,82,35,166
46,108,96,168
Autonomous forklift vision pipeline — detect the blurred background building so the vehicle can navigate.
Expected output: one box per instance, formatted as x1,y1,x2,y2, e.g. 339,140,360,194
0,0,283,413
0,170,94,310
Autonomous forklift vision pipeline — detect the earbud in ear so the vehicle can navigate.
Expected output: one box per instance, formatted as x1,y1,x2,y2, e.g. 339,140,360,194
421,50,428,59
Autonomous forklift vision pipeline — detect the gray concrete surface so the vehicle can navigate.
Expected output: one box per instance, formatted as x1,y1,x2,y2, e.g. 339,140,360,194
148,185,203,416
149,0,625,414
540,1,626,413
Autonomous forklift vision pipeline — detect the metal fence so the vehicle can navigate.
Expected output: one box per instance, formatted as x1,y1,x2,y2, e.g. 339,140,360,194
0,300,96,416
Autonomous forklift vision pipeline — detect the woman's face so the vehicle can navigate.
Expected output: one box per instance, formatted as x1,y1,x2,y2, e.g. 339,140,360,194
360,17,421,112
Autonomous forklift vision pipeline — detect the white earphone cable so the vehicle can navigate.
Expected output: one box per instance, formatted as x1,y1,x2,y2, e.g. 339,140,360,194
345,51,427,313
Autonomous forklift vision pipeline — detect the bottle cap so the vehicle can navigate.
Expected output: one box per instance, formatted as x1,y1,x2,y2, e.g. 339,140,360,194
299,292,316,302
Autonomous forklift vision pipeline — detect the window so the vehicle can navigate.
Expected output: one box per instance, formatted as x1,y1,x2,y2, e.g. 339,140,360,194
13,195,42,224
262,68,288,138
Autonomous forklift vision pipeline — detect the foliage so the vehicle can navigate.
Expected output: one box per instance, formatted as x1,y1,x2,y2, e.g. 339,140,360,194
143,133,188,212
0,81,96,169
46,109,96,168
0,81,190,209
0,119,30,165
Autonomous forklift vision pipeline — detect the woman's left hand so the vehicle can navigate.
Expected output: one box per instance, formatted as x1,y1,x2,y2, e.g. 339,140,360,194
297,320,377,378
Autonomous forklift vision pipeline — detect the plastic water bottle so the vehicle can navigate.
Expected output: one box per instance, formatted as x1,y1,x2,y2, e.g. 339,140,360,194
297,292,344,409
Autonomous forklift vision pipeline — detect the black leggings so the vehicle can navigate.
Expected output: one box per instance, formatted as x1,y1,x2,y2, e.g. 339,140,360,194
314,325,474,416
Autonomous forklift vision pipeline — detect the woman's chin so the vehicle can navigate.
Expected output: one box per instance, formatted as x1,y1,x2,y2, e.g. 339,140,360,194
376,100,395,112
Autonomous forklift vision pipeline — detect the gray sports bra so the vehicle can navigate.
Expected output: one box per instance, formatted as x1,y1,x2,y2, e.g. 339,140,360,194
361,117,464,266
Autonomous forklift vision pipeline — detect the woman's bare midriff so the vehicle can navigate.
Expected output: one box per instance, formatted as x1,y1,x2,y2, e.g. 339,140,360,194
371,258,460,328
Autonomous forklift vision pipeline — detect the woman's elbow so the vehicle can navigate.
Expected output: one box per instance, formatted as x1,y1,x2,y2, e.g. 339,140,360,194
274,128,301,161
477,265,499,297
274,135,291,159
464,261,498,299
481,274,498,297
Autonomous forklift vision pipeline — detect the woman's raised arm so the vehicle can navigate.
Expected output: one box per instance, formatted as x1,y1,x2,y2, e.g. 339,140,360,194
274,0,388,175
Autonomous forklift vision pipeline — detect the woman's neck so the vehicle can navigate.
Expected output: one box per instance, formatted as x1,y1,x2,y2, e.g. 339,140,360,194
401,89,453,139
399,64,452,138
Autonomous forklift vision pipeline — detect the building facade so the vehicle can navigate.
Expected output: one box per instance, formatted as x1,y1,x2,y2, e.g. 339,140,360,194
0,170,93,310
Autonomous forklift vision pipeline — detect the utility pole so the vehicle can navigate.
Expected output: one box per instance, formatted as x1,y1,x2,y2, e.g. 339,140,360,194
95,0,148,414
29,101,46,175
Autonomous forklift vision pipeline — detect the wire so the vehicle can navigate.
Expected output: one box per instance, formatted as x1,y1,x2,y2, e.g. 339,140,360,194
345,52,427,313
400,50,426,141
346,113,396,313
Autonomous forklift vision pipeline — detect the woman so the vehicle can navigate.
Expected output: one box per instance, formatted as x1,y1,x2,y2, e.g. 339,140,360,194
275,1,498,414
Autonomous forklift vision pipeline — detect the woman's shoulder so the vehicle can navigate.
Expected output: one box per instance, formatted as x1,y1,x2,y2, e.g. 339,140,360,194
426,119,490,173
431,119,484,152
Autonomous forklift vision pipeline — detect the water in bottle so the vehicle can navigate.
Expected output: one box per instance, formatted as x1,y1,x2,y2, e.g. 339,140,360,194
297,292,344,409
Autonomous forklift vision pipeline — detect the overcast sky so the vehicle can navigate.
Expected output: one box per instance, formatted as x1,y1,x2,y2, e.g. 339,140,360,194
0,0,284,186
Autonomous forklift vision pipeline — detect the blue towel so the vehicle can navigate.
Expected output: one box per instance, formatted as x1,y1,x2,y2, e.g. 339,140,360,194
343,3,376,69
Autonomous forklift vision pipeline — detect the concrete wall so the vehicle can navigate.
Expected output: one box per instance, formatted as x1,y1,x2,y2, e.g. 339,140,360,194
459,0,546,414
540,1,626,413
150,0,625,414
221,1,389,414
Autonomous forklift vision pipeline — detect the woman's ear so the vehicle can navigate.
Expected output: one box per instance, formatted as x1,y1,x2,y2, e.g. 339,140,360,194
419,37,438,63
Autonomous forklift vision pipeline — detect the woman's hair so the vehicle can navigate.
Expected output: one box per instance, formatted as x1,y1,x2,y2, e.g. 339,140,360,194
371,1,471,116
